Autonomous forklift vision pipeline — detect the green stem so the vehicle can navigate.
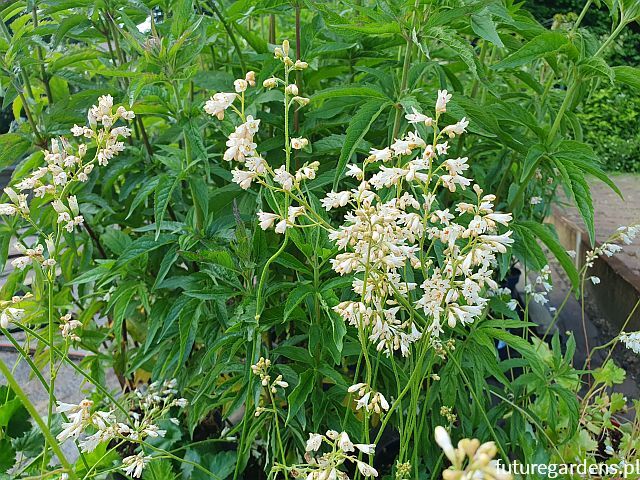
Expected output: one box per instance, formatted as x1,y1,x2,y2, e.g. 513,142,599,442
206,0,247,72
0,357,78,479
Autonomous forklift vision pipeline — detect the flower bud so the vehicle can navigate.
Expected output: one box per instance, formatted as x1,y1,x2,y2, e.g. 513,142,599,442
263,77,278,89
285,84,298,95
293,96,310,107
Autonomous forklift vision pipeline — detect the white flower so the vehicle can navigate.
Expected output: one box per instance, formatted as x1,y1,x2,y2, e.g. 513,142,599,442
204,92,236,120
274,166,294,191
589,276,600,285
507,299,518,311
355,443,376,455
436,89,452,113
0,203,17,215
232,169,256,190
257,211,279,230
0,307,25,329
620,331,640,354
530,196,542,205
306,433,324,452
234,78,248,93
368,147,392,163
291,137,308,150
405,107,433,126
356,460,378,477
285,84,298,95
263,77,278,89
434,426,456,463
441,117,469,138
321,191,350,210
337,432,354,452
122,453,150,478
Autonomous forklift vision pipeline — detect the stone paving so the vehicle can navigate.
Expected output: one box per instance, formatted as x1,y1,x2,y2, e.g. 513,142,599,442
555,173,640,276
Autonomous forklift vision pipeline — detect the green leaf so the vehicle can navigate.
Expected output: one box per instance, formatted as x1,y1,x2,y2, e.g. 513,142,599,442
286,370,314,424
52,14,89,47
0,133,30,168
471,12,504,47
312,85,389,105
613,66,640,90
493,32,569,69
114,235,174,269
517,221,580,291
334,99,389,189
178,301,201,369
593,360,626,387
520,144,545,183
578,57,614,83
127,177,160,219
154,175,179,240
284,283,315,321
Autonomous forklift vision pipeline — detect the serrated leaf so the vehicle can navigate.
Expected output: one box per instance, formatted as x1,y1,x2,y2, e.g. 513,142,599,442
312,85,389,105
578,57,614,83
517,220,580,291
471,12,504,47
0,133,30,168
155,175,179,240
493,31,568,69
114,235,174,269
334,99,389,189
284,283,315,321
127,177,160,219
613,65,640,90
286,370,314,424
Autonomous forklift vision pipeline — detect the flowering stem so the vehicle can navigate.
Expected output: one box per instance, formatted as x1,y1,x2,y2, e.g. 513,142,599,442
0,357,77,479
17,323,130,416
0,327,90,469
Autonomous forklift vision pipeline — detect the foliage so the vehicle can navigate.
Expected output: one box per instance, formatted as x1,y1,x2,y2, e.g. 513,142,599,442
0,0,640,479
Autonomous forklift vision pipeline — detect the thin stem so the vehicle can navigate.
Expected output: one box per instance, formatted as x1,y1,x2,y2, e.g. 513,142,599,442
0,357,77,479
206,0,247,71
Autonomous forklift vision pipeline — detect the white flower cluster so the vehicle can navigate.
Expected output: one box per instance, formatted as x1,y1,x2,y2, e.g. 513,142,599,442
0,293,31,329
292,430,377,479
348,383,389,414
252,357,289,417
329,93,513,354
434,426,512,480
56,379,187,478
59,313,81,341
524,265,552,306
204,40,318,235
586,224,640,267
620,331,640,354
0,95,133,233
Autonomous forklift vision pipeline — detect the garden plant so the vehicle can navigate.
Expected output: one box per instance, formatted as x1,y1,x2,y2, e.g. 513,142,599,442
1,0,640,478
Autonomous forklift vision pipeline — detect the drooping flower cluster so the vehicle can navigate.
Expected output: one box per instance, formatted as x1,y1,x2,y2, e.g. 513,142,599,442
204,40,319,236
620,331,640,354
434,426,512,480
348,383,389,414
0,293,30,329
0,96,134,277
252,357,288,417
287,430,377,479
59,313,82,342
523,264,553,306
56,379,187,478
585,224,640,267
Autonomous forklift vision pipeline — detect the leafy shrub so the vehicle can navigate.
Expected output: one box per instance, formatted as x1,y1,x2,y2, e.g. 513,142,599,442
577,83,640,172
